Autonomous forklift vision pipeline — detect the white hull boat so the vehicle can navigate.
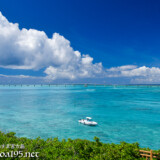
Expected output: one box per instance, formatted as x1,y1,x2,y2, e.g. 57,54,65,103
78,117,98,126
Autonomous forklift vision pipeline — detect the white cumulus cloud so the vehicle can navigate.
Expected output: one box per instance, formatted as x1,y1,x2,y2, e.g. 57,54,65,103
106,65,160,77
106,65,160,83
121,66,160,77
44,55,103,80
106,65,137,77
1,11,160,84
0,12,103,80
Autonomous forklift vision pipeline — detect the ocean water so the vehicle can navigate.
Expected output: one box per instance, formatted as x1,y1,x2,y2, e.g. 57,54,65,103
0,85,160,149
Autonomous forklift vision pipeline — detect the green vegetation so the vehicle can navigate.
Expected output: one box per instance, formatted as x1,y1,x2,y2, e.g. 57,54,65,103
0,131,155,160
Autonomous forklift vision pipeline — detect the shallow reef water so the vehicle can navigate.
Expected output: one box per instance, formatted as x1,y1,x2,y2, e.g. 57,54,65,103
0,85,159,149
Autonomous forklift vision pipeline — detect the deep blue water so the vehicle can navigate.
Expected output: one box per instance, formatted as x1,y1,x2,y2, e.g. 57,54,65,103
0,85,160,149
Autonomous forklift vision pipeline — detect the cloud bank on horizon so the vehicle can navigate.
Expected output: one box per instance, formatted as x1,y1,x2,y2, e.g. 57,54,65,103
0,12,160,84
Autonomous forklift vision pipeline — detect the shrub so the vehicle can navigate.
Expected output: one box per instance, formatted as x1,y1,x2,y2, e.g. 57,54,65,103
0,131,150,160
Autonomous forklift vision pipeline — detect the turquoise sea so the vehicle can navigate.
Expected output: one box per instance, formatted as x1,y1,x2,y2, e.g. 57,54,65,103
0,85,160,149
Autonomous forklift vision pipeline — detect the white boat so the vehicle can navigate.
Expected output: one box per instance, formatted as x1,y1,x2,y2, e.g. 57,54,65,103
78,117,98,126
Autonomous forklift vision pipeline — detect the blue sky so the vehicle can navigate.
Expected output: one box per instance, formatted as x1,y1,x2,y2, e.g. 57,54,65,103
0,0,160,84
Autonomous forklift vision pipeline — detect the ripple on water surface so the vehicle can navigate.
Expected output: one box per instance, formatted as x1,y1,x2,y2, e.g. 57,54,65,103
0,85,159,149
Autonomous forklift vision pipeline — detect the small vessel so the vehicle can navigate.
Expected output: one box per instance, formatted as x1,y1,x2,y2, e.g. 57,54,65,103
78,117,98,126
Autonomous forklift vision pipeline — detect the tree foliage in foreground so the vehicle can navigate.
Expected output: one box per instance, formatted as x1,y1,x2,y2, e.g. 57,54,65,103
0,131,152,160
